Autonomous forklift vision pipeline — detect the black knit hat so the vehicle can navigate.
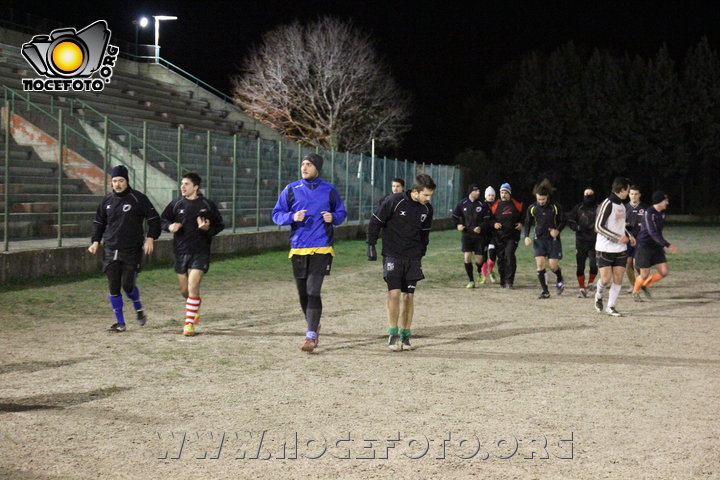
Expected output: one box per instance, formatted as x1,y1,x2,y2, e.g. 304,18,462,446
468,184,481,194
651,191,668,204
303,153,324,172
110,165,129,182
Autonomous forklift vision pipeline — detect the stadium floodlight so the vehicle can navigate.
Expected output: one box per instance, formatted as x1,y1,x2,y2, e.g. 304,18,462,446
152,15,177,63
132,17,149,57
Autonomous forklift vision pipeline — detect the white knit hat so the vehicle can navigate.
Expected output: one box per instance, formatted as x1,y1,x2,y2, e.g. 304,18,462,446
485,186,496,197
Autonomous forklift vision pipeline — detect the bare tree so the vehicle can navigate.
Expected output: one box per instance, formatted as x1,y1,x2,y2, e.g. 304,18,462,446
232,16,411,154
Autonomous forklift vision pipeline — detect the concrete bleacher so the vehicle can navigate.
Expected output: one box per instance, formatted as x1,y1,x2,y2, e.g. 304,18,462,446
0,134,102,239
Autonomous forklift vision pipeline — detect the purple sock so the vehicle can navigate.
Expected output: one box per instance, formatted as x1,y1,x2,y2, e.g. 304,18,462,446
109,294,125,324
125,287,143,311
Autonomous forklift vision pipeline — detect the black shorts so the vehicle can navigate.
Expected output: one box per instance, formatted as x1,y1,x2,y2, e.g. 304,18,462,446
175,253,210,274
634,244,667,269
383,256,424,293
461,232,486,254
291,253,333,279
102,248,142,273
533,237,562,259
596,250,627,268
626,244,637,258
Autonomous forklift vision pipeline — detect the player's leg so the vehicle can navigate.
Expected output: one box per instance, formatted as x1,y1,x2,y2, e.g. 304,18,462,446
576,243,588,297
183,269,204,335
495,238,507,287
535,251,550,298
487,243,498,282
386,287,402,351
594,251,614,312
588,248,598,289
606,259,627,316
105,261,126,332
506,240,519,288
463,250,475,287
474,252,484,285
399,285,416,351
121,259,146,326
548,238,564,294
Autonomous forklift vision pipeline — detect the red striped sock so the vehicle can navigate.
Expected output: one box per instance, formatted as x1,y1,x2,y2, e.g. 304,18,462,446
186,297,201,324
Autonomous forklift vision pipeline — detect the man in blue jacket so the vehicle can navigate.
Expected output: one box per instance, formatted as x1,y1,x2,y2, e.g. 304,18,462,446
272,153,347,353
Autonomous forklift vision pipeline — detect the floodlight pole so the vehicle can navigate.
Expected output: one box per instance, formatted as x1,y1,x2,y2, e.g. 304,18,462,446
153,15,177,63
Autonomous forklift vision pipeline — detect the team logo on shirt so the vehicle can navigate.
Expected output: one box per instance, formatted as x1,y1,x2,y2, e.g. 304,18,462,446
179,209,185,214
400,211,407,216
475,206,482,213
420,214,427,222
122,204,131,212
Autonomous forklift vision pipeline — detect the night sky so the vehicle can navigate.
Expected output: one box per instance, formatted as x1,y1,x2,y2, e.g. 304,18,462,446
7,1,720,164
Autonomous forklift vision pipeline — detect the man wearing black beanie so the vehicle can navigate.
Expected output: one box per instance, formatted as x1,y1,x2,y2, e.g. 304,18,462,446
89,165,161,332
631,191,678,301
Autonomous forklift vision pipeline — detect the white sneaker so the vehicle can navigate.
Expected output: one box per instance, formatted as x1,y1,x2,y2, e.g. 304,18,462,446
605,306,622,317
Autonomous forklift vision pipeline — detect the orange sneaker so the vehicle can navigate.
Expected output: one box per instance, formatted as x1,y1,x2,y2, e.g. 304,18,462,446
300,338,317,352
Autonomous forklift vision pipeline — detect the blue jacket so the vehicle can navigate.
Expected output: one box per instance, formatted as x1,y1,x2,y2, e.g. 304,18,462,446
272,177,347,249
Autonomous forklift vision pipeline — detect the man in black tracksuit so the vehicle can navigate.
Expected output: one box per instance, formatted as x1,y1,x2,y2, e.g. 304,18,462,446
490,183,523,288
566,187,598,297
89,165,161,332
523,180,566,298
452,184,493,288
367,174,435,351
161,172,224,336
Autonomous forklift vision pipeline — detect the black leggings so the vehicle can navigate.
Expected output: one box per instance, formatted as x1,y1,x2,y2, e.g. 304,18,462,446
106,261,138,296
575,244,598,277
295,274,326,332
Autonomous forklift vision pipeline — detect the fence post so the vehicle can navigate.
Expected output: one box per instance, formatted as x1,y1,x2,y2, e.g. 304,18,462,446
3,101,10,252
176,126,182,186
232,134,237,233
57,109,63,247
142,121,148,193
206,130,211,198
277,140,283,231
256,137,261,231
103,116,109,194
358,153,363,222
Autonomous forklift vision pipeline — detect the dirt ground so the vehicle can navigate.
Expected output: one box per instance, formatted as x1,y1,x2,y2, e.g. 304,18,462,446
1,244,719,480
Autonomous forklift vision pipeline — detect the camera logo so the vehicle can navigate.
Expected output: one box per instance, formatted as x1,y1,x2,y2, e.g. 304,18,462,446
21,20,119,92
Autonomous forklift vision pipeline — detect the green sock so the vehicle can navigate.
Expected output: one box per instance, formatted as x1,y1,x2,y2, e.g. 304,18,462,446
400,329,411,339
388,327,399,336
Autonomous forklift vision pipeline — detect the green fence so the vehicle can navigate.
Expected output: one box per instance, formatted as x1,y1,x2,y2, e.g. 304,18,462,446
1,86,461,251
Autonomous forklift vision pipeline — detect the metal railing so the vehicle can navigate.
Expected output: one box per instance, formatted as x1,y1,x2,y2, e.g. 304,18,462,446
1,82,461,253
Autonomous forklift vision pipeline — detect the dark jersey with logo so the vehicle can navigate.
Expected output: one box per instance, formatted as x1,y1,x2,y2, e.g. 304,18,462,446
91,188,161,252
452,197,492,232
161,195,224,255
367,192,433,259
626,202,648,238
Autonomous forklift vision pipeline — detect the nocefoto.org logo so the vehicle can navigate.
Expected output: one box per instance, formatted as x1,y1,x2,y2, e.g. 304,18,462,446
21,20,118,92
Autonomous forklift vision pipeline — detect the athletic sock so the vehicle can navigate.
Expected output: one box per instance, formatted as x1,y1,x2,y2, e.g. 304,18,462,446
588,273,596,285
186,296,201,324
125,286,143,312
577,275,586,289
537,269,548,292
481,262,488,277
388,327,399,336
475,263,483,276
464,262,474,281
608,283,621,308
305,330,318,340
553,267,564,284
399,329,411,339
633,276,645,294
109,294,125,324
487,259,495,273
643,272,664,288
595,282,606,299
